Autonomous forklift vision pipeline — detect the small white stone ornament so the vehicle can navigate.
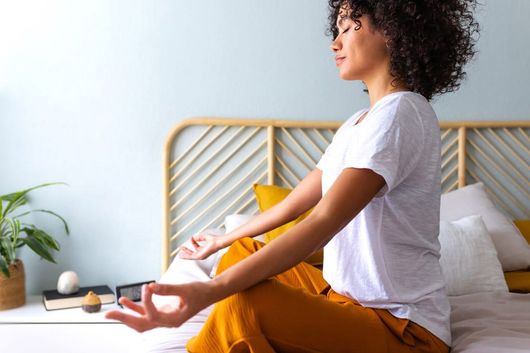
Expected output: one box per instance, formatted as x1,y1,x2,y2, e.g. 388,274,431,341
57,271,80,295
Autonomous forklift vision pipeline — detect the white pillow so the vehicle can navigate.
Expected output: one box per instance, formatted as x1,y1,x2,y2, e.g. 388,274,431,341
441,182,530,271
225,213,254,233
225,213,265,242
439,215,508,296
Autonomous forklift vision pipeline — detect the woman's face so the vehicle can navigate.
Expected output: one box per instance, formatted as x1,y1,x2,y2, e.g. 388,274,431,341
330,10,389,81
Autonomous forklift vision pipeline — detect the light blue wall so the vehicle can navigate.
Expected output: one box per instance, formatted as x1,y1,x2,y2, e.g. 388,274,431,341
0,0,528,295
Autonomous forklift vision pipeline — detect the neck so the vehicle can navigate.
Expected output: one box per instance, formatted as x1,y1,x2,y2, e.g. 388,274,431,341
363,70,409,109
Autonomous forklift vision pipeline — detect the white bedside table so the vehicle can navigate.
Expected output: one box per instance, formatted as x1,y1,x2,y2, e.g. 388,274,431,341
0,295,145,353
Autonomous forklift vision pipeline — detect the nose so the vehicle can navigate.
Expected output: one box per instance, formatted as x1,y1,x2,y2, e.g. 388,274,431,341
330,36,341,52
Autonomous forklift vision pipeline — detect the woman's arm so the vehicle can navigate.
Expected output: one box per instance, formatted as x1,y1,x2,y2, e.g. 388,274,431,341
208,167,385,300
220,168,323,247
106,167,385,331
180,168,324,259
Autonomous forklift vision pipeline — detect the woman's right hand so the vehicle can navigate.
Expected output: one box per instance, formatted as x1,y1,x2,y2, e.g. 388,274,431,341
177,233,225,260
105,281,215,332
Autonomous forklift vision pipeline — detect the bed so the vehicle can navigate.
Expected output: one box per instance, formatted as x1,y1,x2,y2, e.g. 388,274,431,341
140,117,530,353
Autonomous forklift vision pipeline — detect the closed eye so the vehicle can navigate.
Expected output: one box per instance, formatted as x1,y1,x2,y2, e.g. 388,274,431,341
333,27,350,40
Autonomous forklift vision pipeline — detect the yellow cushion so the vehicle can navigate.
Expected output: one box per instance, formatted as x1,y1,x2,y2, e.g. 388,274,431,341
504,271,530,293
514,220,530,245
503,220,530,293
253,184,323,265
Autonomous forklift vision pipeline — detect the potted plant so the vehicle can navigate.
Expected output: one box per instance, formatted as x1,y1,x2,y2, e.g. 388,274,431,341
0,183,69,310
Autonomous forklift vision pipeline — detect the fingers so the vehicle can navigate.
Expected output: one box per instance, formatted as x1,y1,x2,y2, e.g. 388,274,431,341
105,309,130,322
105,285,186,332
177,233,217,260
142,284,159,320
148,282,178,296
105,310,153,332
177,246,195,259
105,285,174,332
193,233,208,241
118,296,146,315
178,246,209,260
190,236,200,249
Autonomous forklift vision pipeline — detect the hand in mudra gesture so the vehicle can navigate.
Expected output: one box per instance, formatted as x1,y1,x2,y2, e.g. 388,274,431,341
105,282,212,332
177,233,224,260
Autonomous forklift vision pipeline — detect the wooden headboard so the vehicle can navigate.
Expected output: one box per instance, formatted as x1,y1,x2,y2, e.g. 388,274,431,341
162,118,530,272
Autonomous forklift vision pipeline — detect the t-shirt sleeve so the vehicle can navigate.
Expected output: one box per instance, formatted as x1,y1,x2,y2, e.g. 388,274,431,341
316,144,331,170
343,98,425,197
316,154,327,170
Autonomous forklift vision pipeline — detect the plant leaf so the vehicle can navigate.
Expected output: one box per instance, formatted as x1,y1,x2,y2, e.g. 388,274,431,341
3,194,28,217
21,235,57,263
0,237,10,261
0,217,8,238
14,239,24,248
14,209,70,235
1,218,17,261
0,255,9,278
23,227,60,251
1,182,67,217
0,182,67,201
0,237,15,267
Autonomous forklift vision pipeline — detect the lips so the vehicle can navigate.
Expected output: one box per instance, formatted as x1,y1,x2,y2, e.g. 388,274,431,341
335,56,346,66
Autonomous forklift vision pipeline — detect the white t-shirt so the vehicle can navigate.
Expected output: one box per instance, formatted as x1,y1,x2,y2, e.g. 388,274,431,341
316,91,451,346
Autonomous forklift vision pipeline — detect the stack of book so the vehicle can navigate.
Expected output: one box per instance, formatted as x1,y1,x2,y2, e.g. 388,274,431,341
42,285,115,311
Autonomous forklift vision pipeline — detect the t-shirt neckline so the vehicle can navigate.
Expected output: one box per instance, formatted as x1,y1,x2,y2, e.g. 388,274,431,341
352,90,412,126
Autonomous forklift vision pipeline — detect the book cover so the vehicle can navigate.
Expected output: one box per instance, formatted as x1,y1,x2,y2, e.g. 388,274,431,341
42,285,115,311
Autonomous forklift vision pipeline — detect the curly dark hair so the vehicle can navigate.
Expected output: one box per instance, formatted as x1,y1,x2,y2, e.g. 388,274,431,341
327,0,481,101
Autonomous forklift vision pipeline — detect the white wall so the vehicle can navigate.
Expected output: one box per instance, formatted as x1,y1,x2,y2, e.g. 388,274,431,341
0,0,528,295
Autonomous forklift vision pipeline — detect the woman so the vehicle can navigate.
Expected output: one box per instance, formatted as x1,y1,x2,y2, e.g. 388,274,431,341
107,1,479,352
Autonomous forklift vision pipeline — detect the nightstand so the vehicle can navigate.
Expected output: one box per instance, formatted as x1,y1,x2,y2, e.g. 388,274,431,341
0,295,145,353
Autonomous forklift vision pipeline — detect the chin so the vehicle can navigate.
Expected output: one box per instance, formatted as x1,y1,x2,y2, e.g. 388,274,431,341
338,67,360,81
338,71,358,81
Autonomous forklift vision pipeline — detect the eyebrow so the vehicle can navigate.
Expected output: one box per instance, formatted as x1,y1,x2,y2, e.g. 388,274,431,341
336,16,350,28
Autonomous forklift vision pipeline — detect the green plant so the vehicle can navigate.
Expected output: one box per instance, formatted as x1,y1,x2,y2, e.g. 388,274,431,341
0,183,69,278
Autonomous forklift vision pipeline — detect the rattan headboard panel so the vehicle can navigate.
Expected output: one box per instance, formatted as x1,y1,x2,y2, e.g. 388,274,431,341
162,118,530,272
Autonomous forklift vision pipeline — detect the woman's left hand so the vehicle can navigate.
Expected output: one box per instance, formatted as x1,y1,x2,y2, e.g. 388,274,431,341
105,281,212,332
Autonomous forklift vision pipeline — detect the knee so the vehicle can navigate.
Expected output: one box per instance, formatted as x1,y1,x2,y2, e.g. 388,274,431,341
216,237,264,275
233,237,264,254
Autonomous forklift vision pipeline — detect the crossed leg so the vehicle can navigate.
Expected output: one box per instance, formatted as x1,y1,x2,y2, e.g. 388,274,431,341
186,237,448,353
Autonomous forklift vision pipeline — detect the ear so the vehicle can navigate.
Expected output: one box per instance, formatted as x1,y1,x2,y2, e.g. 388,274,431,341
380,30,391,50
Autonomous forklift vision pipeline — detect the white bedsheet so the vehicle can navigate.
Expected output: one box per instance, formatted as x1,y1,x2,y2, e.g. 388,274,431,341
449,291,530,353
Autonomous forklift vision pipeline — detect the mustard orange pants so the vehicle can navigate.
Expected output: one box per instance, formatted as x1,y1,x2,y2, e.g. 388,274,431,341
186,237,449,353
